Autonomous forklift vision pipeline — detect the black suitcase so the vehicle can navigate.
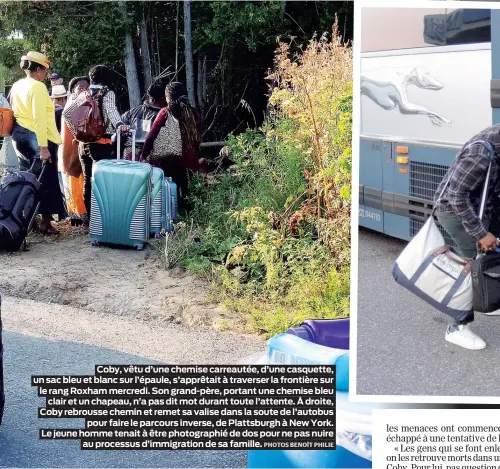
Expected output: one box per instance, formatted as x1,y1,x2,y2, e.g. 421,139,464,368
472,251,500,313
0,294,4,425
0,162,46,251
469,140,500,313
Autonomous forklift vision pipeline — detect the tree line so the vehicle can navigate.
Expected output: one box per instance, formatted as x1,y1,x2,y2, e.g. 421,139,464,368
0,1,353,142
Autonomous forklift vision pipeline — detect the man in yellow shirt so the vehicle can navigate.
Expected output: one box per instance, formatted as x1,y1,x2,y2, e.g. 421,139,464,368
10,51,66,234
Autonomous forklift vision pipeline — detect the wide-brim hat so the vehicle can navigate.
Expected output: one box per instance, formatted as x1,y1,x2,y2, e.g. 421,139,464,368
51,84,69,98
20,51,50,69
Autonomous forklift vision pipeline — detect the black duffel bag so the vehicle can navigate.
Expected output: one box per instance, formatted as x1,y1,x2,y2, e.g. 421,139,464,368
0,164,45,251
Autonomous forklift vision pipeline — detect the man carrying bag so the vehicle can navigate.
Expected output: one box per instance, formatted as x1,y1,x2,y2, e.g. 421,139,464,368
393,125,500,351
434,128,500,350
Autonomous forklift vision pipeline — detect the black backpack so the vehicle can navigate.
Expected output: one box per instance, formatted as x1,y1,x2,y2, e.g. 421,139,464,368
0,166,44,251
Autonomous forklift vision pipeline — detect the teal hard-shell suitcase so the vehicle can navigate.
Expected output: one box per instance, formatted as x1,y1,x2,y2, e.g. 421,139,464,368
89,130,152,250
150,167,164,238
163,177,178,232
167,177,178,222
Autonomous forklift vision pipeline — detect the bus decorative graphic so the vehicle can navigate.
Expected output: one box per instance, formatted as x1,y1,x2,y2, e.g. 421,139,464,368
361,67,452,127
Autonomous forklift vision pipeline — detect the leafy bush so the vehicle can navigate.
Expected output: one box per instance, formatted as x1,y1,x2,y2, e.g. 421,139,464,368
166,22,352,337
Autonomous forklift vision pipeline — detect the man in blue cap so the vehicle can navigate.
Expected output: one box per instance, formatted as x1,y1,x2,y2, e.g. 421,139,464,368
48,72,63,95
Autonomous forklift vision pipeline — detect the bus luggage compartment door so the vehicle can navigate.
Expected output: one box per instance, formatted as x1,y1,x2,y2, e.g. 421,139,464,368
359,138,385,233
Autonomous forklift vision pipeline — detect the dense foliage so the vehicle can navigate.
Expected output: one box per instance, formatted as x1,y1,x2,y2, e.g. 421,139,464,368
166,23,353,336
0,3,354,335
0,1,352,139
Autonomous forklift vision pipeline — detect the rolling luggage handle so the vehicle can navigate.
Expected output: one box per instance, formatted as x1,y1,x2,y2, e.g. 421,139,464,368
116,129,136,162
28,159,47,182
1,161,46,200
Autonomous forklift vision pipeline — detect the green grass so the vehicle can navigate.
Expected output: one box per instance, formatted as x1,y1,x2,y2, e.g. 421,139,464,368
163,115,350,337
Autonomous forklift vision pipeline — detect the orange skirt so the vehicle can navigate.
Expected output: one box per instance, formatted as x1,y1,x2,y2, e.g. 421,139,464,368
62,173,86,216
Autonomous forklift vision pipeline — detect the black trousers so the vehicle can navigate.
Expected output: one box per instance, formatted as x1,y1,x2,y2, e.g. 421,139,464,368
79,142,115,216
150,155,189,209
11,124,66,219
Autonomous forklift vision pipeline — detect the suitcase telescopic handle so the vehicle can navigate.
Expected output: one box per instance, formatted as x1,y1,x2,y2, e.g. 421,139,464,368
29,159,47,182
116,128,120,160
116,128,136,161
130,129,136,161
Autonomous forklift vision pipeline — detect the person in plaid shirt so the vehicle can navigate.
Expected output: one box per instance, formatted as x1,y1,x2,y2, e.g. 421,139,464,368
76,65,129,217
434,123,500,350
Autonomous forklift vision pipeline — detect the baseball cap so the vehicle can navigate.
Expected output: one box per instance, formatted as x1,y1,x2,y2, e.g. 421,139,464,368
51,72,61,80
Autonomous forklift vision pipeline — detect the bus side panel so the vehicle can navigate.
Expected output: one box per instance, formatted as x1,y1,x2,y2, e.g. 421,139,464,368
396,144,457,241
382,142,410,239
360,141,458,241
384,213,411,241
359,138,387,233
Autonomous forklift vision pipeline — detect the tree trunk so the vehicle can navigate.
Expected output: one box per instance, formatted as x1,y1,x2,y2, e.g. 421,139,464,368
139,9,152,90
156,18,161,78
175,0,180,75
202,55,207,109
197,53,207,110
343,12,347,43
120,2,141,108
183,0,196,107
149,13,157,77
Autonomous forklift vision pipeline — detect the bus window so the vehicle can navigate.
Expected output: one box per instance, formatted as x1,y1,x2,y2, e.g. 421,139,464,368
445,8,491,45
361,7,445,52
362,8,491,53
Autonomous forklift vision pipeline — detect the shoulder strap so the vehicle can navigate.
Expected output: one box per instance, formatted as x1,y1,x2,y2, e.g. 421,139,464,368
433,140,496,218
476,140,495,220
94,87,109,129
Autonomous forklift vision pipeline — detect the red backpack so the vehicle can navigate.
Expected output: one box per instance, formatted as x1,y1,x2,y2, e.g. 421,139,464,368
63,87,109,142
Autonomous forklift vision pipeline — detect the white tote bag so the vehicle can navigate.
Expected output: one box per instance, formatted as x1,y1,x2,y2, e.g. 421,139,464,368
392,139,495,321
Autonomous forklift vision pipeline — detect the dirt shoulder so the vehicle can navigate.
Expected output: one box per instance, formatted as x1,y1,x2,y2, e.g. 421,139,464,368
0,223,245,332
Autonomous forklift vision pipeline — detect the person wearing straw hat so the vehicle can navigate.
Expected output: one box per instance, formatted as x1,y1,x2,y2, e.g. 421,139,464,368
9,51,66,235
50,84,69,116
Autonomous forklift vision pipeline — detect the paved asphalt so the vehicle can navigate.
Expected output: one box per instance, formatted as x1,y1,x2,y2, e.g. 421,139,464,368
0,295,265,468
0,331,247,468
356,228,500,398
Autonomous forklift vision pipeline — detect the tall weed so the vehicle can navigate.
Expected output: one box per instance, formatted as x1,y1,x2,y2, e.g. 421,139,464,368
168,21,353,337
